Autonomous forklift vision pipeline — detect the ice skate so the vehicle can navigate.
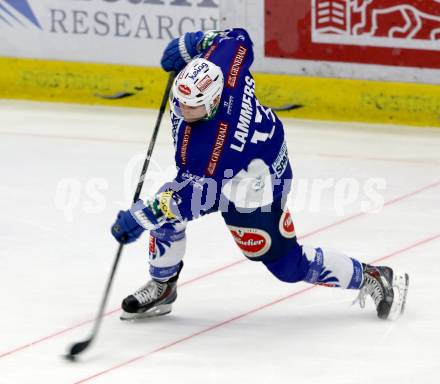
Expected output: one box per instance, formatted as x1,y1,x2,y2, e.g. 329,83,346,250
355,264,409,320
120,277,178,321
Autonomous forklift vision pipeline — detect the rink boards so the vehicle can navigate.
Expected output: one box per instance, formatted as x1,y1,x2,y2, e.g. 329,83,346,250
1,56,439,127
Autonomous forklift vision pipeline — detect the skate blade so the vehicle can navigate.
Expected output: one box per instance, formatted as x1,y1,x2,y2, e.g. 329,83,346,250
388,273,409,321
120,304,172,321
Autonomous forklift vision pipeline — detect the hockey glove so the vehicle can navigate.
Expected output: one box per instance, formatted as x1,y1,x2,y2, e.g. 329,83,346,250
111,208,144,244
111,200,156,244
111,193,180,244
160,31,204,72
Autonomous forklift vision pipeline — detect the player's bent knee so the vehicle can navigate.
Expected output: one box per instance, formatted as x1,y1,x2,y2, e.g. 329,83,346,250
222,202,312,282
263,242,309,283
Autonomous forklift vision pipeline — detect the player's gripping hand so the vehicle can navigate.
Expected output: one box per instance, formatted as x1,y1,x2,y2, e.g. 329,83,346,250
111,209,144,244
160,31,204,72
111,194,180,244
111,200,156,244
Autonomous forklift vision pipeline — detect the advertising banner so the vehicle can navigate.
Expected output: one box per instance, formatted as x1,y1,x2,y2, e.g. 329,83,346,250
1,0,439,127
265,0,440,69
0,0,219,66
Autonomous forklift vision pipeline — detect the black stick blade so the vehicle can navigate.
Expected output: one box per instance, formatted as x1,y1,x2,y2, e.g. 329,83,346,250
67,339,92,358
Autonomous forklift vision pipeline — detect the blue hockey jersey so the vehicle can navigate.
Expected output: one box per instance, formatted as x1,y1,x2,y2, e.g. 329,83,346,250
166,28,292,221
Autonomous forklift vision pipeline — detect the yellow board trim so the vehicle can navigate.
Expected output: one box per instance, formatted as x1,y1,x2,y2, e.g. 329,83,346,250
0,57,168,109
254,73,440,127
1,57,439,127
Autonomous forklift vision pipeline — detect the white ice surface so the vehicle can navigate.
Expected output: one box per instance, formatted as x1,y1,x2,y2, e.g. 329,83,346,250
0,100,439,384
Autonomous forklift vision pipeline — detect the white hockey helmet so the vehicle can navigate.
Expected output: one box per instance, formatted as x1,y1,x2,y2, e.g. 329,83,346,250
170,58,224,121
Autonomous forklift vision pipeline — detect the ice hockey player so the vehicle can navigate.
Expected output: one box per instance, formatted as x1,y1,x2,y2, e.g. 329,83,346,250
111,28,409,321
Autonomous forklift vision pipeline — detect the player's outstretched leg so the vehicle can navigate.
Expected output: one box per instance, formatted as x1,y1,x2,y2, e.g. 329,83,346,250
267,244,409,320
275,244,409,320
356,264,409,320
121,222,186,321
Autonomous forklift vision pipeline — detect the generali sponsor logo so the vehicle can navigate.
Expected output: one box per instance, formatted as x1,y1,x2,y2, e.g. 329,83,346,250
180,125,192,166
206,121,228,176
279,210,296,238
203,44,217,59
228,225,271,258
226,45,247,88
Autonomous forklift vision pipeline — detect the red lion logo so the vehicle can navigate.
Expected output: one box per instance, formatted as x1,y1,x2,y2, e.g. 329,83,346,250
352,0,440,39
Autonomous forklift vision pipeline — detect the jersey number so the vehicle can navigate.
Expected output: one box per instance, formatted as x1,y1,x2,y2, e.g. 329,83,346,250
251,100,276,144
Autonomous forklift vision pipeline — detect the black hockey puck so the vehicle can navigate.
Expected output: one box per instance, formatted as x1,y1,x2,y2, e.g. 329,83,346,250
63,353,77,362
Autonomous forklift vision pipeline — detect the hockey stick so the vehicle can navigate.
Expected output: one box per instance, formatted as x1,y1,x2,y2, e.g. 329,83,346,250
95,90,303,112
64,71,176,361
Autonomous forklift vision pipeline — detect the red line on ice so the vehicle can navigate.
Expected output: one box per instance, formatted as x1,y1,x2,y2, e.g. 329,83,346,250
313,152,440,165
72,232,440,384
1,131,439,165
0,179,439,360
0,131,145,144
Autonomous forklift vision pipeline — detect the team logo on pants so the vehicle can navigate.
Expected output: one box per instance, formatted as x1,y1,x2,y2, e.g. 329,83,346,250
227,225,271,258
279,210,296,238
